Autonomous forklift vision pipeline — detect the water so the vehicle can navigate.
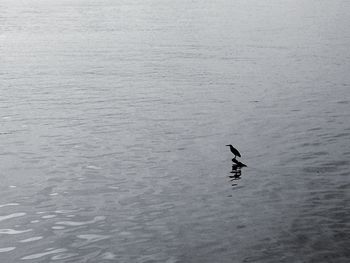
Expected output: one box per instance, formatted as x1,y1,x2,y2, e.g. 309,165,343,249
1,0,349,262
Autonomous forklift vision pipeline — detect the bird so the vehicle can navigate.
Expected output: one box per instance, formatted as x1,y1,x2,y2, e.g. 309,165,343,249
226,144,241,159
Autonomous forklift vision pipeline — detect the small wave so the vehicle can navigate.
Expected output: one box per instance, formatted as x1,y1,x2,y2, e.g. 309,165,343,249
0,203,19,208
55,216,105,226
21,248,67,260
20,236,43,243
0,229,32,235
333,132,350,138
101,252,116,260
54,210,75,214
86,165,102,170
52,226,65,230
0,212,26,222
41,215,56,219
36,211,46,214
51,252,78,260
0,247,16,253
77,234,110,243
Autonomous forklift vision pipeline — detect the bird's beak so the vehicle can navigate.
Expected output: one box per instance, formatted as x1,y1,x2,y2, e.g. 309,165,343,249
225,145,230,146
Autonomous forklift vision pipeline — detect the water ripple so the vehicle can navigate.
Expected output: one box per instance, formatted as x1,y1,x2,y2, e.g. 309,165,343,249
77,234,110,243
0,212,26,222
41,215,56,219
0,229,32,235
55,216,105,227
0,203,20,208
51,252,79,260
21,248,67,260
0,247,16,253
19,236,43,243
101,252,116,260
1,0,349,262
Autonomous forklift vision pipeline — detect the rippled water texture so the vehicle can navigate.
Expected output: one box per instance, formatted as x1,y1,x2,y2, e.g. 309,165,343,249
1,0,349,262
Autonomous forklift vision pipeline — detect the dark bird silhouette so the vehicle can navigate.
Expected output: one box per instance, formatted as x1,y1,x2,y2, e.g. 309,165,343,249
226,144,241,159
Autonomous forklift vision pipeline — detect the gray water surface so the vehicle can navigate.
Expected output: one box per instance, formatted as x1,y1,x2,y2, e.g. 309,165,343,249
1,0,350,262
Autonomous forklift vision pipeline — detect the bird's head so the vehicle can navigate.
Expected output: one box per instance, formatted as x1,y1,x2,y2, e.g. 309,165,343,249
226,144,232,147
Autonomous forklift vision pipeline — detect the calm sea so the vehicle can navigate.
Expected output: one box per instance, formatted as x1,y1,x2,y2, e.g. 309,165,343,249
0,0,349,262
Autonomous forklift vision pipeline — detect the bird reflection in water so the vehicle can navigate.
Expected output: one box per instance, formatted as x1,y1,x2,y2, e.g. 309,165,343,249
229,164,242,180
231,158,247,168
226,145,247,187
229,165,242,187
